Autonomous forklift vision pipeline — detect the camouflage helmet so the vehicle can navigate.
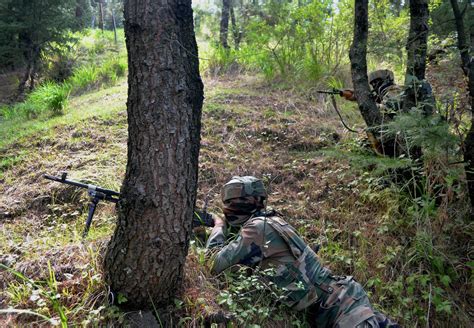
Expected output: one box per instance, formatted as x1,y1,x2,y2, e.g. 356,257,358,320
222,176,267,202
368,69,394,85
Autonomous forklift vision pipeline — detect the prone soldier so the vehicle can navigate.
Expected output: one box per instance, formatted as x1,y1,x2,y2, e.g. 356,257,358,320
206,176,399,328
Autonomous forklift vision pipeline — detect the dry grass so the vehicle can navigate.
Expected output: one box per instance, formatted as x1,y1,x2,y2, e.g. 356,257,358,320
0,73,472,326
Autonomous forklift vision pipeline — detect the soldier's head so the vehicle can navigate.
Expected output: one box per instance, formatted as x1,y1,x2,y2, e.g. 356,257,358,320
221,176,267,226
368,69,394,95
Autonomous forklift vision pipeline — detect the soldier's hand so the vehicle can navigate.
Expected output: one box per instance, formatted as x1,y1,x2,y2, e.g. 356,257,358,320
213,214,226,228
341,89,356,101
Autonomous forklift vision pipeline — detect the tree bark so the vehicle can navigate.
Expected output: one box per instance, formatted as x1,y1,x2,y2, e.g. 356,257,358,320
349,0,384,154
403,0,432,118
104,0,204,310
405,0,429,82
450,0,470,76
230,3,241,49
98,0,105,31
450,0,474,208
112,8,118,43
220,0,231,48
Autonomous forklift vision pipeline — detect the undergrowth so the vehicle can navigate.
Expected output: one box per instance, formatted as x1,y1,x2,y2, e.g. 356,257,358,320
0,29,126,121
0,73,472,327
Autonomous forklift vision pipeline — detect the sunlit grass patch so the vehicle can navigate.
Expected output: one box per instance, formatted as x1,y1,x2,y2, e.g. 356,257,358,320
0,81,126,150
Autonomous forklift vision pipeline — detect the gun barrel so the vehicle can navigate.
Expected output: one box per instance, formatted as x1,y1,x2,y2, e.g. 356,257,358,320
43,174,121,197
316,90,341,95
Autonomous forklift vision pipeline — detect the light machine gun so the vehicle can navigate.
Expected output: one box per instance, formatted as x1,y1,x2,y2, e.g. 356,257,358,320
44,172,120,238
44,172,215,238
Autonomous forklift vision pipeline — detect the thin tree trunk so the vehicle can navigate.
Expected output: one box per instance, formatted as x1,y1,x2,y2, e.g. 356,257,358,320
405,0,429,82
403,0,431,117
104,0,204,310
230,2,241,49
98,0,104,31
349,0,384,154
450,0,470,77
450,0,474,208
112,8,117,43
17,61,32,97
220,0,231,48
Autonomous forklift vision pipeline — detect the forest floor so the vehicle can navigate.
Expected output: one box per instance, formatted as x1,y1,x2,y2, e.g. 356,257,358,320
0,73,472,326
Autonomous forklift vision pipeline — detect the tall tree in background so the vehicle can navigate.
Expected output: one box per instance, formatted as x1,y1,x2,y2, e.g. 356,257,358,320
403,0,430,113
230,1,242,49
75,0,93,29
0,0,76,96
104,0,204,310
404,0,429,82
98,0,105,31
220,0,231,48
450,0,474,208
349,0,384,154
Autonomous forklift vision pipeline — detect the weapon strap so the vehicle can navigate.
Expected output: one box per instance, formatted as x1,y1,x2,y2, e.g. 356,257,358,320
330,94,360,133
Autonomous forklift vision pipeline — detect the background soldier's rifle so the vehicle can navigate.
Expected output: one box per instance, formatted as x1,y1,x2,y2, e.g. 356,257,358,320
315,89,359,133
44,172,214,238
316,88,356,101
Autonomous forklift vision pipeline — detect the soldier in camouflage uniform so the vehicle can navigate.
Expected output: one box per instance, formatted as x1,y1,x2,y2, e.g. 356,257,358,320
367,69,404,116
207,176,399,328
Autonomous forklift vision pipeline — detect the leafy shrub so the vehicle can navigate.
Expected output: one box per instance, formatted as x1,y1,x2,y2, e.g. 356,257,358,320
27,82,71,116
205,46,240,75
216,267,307,327
69,66,99,93
0,82,70,119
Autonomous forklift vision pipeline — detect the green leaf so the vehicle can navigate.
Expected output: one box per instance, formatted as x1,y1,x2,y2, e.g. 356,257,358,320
117,293,128,304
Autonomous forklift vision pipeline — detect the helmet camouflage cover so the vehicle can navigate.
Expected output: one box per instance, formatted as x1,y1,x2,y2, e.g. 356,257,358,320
368,69,394,84
222,176,267,202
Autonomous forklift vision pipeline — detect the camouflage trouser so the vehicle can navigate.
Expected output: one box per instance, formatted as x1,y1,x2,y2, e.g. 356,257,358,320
352,311,400,328
306,276,399,328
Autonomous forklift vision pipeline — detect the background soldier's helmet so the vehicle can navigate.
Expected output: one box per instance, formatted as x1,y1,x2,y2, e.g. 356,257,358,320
368,69,394,85
222,176,267,202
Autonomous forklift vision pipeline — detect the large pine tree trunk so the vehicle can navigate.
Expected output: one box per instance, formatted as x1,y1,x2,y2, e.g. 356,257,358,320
349,0,384,154
104,0,204,310
220,0,231,48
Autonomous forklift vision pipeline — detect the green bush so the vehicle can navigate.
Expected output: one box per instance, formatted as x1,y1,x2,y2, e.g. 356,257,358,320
69,66,99,93
28,82,71,116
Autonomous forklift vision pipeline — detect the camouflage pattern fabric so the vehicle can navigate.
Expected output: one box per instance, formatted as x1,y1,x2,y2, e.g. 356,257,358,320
207,213,399,327
379,84,404,114
222,176,267,202
222,196,263,227
368,70,394,85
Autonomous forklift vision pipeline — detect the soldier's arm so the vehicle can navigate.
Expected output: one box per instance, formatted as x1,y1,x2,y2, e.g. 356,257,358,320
210,220,264,274
341,89,357,101
206,214,227,249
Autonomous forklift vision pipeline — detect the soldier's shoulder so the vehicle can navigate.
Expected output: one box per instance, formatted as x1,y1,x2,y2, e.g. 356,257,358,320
247,215,289,228
387,84,404,92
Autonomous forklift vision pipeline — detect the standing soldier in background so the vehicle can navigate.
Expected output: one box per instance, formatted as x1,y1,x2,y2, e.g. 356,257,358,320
207,176,399,327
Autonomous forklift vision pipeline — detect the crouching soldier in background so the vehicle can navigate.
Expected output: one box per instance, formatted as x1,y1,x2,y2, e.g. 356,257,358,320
342,69,434,117
206,176,399,328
